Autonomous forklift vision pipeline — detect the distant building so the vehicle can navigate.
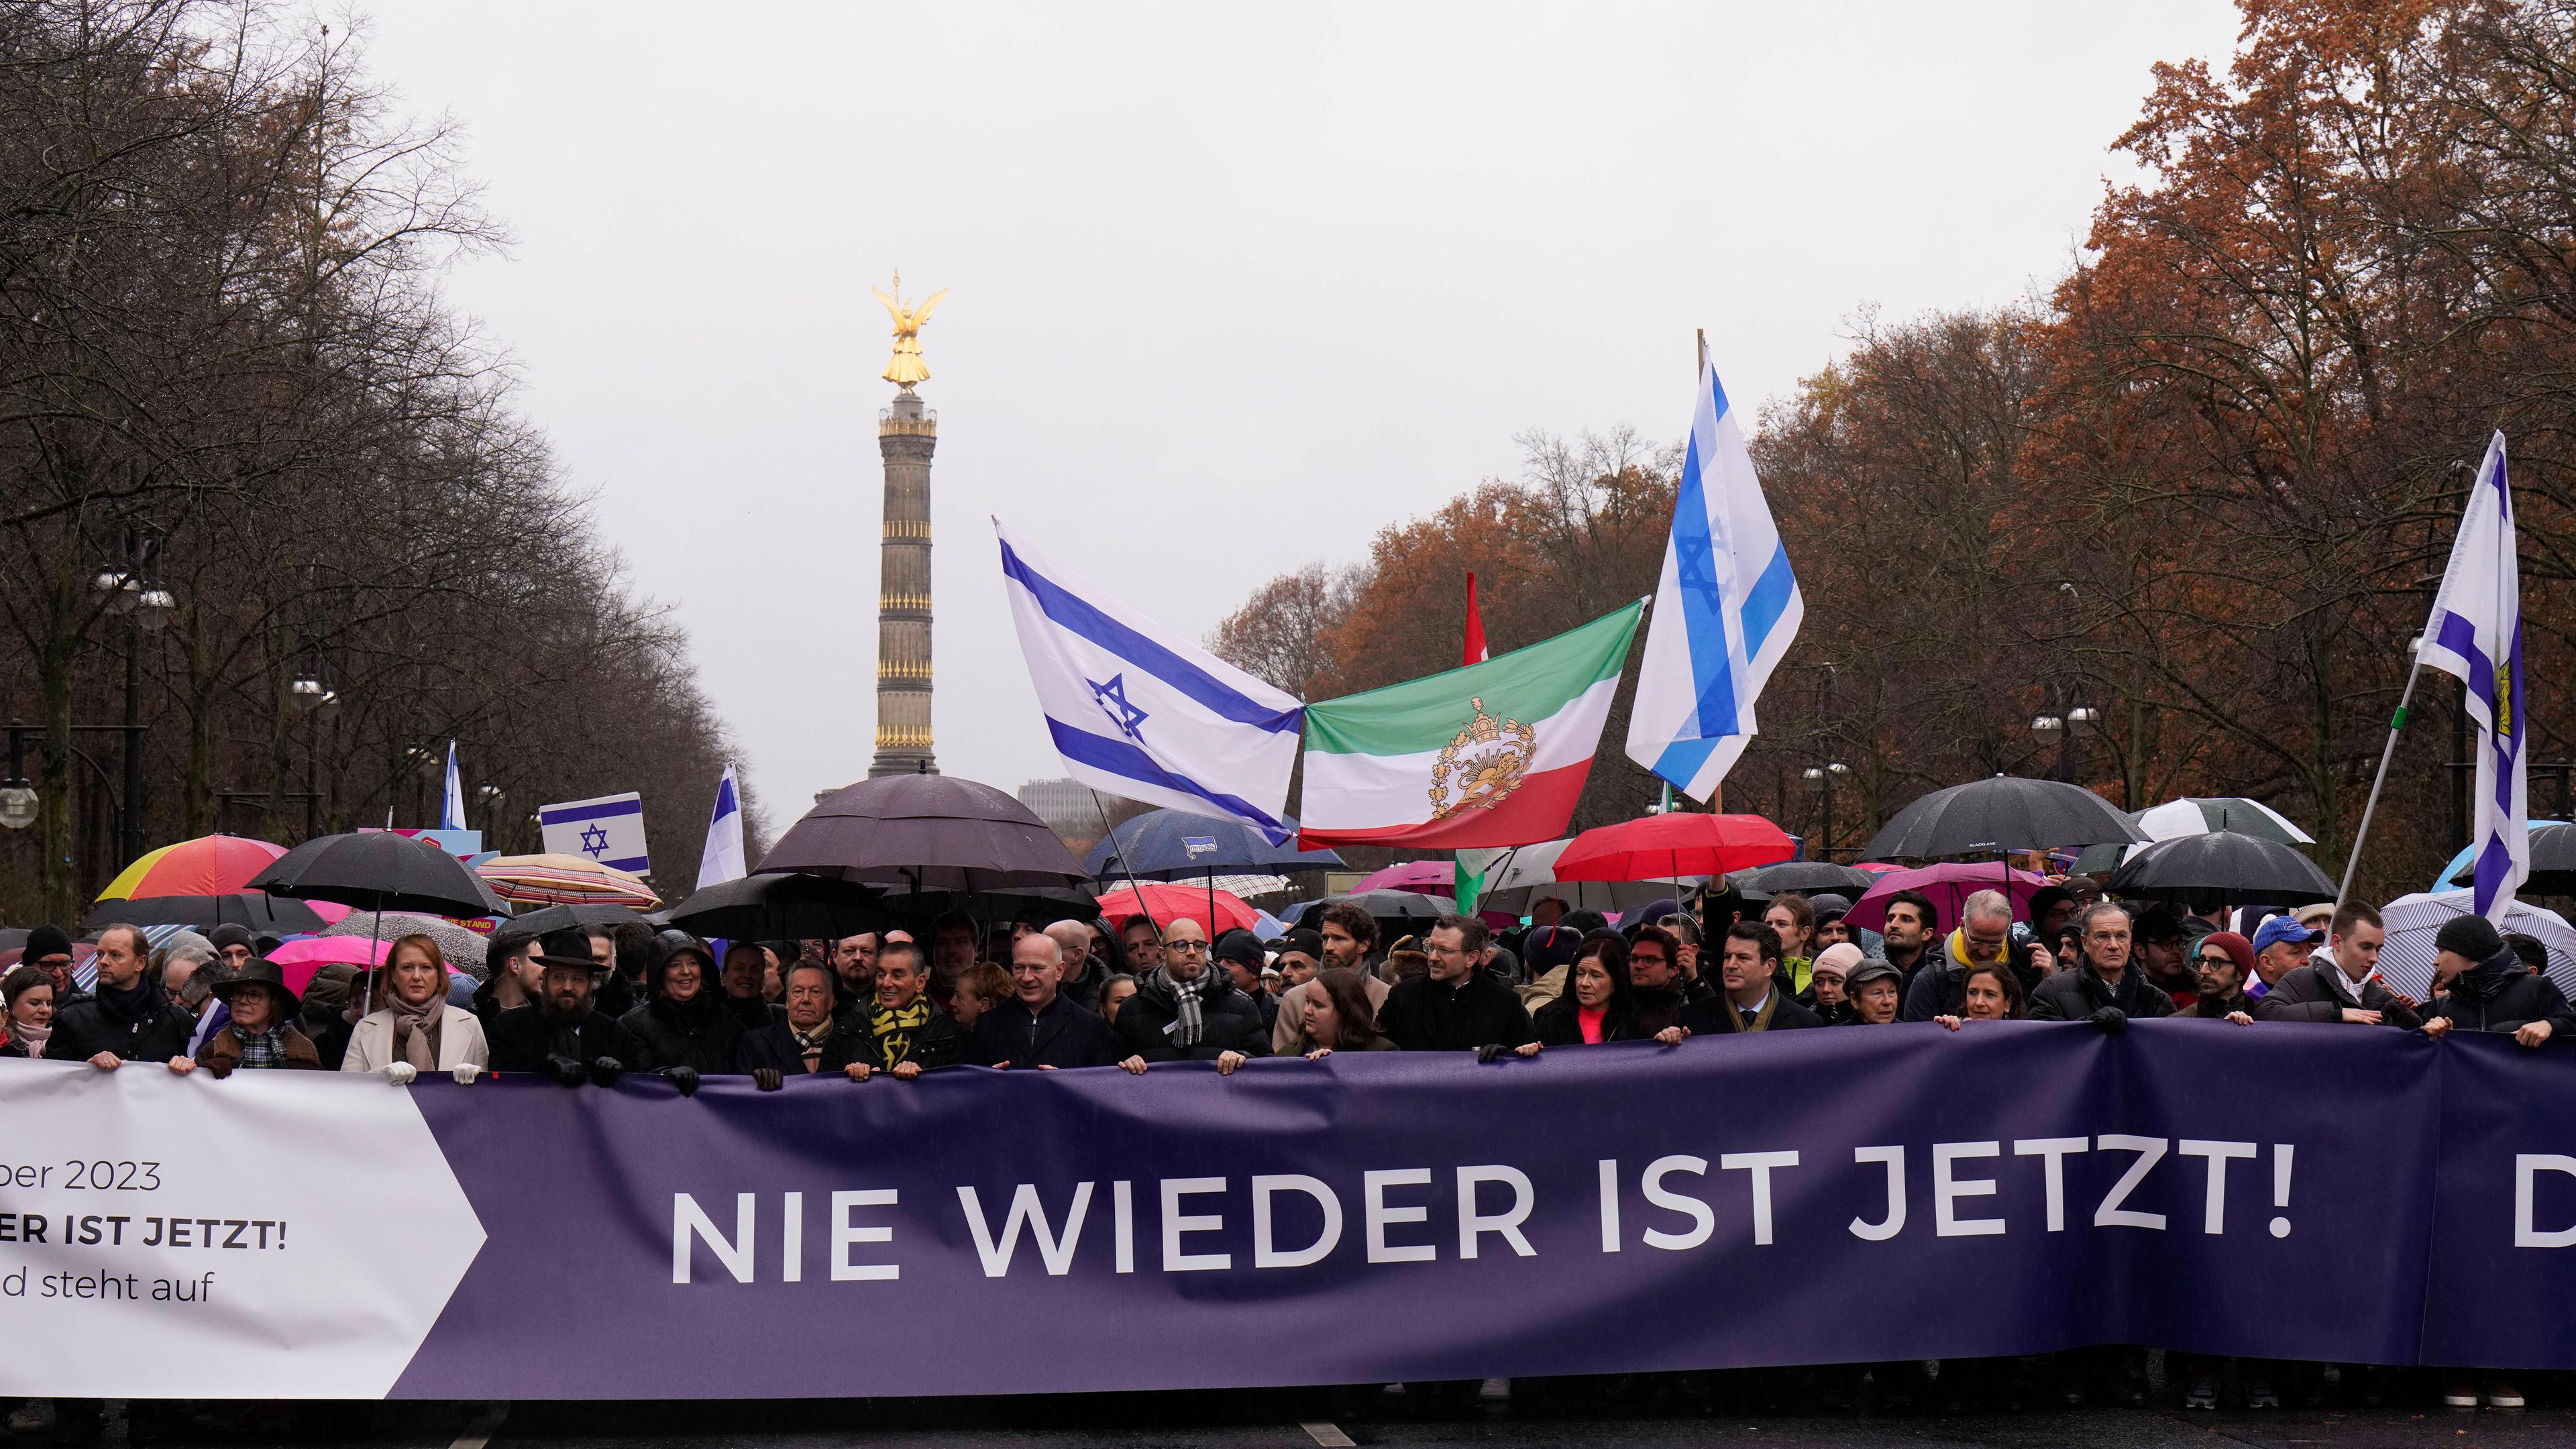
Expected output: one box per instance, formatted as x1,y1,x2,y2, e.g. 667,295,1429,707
1017,777,1146,853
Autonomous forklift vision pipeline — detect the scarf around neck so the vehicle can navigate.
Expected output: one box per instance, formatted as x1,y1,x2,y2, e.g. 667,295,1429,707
10,1016,50,1053
1159,967,1212,1048
388,991,442,1070
871,996,932,1069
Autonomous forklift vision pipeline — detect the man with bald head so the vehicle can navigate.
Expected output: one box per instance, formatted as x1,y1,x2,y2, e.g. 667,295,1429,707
1043,920,1103,1012
969,931,1118,1069
1113,917,1269,1072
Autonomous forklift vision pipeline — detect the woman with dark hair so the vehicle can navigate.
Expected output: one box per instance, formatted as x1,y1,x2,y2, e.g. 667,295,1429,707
620,933,744,1076
1,964,54,1057
1299,967,1397,1057
1533,932,1642,1046
1933,963,2027,1029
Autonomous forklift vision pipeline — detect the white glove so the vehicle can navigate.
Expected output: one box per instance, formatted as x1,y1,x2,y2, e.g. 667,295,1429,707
451,1063,481,1086
384,1061,417,1086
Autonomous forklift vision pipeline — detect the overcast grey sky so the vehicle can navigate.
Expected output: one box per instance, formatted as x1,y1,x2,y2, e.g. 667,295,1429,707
355,1,2243,823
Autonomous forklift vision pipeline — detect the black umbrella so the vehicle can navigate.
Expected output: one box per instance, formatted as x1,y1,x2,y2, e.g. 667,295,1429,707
505,903,657,937
1725,861,1880,902
248,833,510,917
1079,809,1344,880
81,893,328,934
2106,831,2336,906
2445,822,2576,896
1291,888,1449,934
758,775,1087,893
665,873,888,941
1862,776,2147,859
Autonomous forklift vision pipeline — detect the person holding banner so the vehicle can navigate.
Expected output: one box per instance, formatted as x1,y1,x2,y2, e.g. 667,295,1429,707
1532,934,1642,1046
2028,904,2174,1027
971,932,1119,1071
191,960,323,1075
1680,923,1823,1034
343,935,489,1081
2419,915,2573,1046
1297,967,1397,1057
486,930,644,1085
855,939,967,1079
45,924,191,1068
1379,916,1538,1057
620,934,743,1079
737,961,867,1086
1112,919,1268,1073
2253,903,2418,1029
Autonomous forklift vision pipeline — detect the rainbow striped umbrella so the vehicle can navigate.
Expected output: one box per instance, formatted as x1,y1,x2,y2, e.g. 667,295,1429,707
97,835,288,901
475,853,660,910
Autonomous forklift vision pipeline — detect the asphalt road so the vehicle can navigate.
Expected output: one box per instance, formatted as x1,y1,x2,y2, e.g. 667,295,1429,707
26,1381,2576,1449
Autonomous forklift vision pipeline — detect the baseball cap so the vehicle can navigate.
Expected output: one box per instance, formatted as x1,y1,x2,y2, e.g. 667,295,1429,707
2250,915,2324,954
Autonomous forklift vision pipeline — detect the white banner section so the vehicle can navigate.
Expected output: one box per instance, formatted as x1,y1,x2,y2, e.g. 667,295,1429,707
0,1060,484,1398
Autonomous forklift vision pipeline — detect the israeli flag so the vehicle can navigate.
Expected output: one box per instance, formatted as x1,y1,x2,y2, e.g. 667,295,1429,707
995,518,1301,842
539,792,650,875
696,763,748,890
2417,431,2527,921
1623,350,1803,799
439,742,467,831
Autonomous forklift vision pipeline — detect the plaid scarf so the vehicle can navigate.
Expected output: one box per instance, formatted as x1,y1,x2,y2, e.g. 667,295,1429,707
233,1023,292,1069
1159,967,1212,1049
791,1019,835,1073
870,997,932,1071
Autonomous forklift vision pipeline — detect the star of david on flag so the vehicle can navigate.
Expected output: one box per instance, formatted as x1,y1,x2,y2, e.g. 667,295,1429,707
539,791,651,875
996,517,1301,842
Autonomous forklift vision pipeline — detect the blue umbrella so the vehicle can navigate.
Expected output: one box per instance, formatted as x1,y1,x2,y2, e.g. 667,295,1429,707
1081,809,1344,881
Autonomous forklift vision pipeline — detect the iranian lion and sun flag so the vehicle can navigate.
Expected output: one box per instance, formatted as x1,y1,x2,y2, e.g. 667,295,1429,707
998,343,1803,850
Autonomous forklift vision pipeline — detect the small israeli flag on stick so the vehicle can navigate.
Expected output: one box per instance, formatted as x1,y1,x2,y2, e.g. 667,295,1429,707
439,742,467,831
696,763,747,890
1623,335,1803,800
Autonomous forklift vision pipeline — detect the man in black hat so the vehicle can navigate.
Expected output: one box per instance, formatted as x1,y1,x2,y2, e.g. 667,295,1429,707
46,924,191,1068
1210,928,1279,1034
2422,913,2575,1046
485,928,644,1084
21,924,83,1008
189,960,323,1075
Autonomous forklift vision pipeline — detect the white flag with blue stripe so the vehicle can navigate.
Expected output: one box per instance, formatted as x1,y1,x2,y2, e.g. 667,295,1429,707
539,792,650,875
439,741,467,831
2417,431,2526,922
696,763,747,890
1623,351,1803,800
995,518,1301,843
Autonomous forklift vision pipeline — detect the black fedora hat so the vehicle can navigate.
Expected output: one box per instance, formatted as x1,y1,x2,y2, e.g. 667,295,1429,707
210,957,301,1016
531,928,604,971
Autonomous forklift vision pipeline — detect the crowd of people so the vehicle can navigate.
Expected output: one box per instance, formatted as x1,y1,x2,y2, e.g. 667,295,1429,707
3,875,2573,1426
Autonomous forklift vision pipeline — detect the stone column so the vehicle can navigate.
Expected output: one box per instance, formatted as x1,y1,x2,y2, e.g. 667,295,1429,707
869,388,938,776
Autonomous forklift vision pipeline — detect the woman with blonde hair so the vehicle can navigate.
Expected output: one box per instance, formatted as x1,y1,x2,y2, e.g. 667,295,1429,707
343,933,490,1081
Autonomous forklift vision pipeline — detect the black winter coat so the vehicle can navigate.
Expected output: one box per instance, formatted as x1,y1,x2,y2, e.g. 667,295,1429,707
1378,972,1537,1052
2253,963,2422,1028
485,1006,646,1073
1680,991,1825,1034
2028,961,2176,1022
1898,941,2039,1022
971,993,1120,1069
621,996,747,1074
853,999,971,1073
1532,995,1646,1046
45,987,193,1064
1113,971,1272,1063
2425,964,2576,1036
735,1019,869,1075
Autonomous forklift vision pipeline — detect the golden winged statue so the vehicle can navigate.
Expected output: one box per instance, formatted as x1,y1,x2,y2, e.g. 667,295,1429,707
871,270,949,388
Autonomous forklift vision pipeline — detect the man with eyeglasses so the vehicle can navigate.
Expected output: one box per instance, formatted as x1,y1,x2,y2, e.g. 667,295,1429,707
1377,914,1538,1057
1901,890,2040,1021
2185,932,2258,1024
1112,917,1268,1073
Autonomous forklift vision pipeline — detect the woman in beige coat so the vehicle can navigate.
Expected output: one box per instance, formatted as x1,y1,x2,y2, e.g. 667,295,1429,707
343,934,489,1082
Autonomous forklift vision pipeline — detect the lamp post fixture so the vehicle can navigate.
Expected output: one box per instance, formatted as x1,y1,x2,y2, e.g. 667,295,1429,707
1802,761,1850,860
93,529,173,865
0,727,35,831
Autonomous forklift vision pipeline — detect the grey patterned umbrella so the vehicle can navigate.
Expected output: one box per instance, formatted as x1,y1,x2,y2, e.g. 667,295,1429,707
323,912,490,974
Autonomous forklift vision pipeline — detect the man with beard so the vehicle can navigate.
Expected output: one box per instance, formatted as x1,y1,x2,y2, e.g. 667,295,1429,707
1623,925,1690,1037
1316,903,1377,976
1876,890,1941,987
20,924,83,1009
737,960,867,1087
852,940,967,1079
1119,913,1165,979
2185,931,2259,1024
620,933,741,1083
471,924,547,1034
930,912,981,994
1113,918,1269,1071
830,931,881,1022
486,928,645,1084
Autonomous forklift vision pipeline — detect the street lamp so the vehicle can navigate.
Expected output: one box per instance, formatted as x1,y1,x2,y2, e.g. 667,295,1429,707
1802,761,1849,859
288,676,337,714
93,531,173,863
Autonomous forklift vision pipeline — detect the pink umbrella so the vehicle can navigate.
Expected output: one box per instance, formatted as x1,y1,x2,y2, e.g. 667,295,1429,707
1354,861,1454,896
264,936,456,997
1840,863,2051,936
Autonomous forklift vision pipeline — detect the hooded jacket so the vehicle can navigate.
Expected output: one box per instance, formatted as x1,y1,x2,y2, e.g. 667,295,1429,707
619,939,745,1073
2028,957,2177,1021
1113,968,1271,1063
2425,956,2576,1036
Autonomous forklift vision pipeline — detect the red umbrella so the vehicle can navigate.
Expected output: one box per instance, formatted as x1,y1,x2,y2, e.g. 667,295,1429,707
1839,863,2052,934
1552,814,1795,882
1093,881,1258,936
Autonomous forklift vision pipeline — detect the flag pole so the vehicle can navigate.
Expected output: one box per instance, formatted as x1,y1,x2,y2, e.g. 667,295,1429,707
1089,793,1168,955
2335,657,2425,910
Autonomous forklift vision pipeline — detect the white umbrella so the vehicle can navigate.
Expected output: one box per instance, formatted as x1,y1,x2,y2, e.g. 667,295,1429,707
1474,838,1699,915
2135,797,2314,845
2377,890,2576,1002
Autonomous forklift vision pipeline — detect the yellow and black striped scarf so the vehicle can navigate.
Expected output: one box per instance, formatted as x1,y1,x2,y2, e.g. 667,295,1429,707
871,996,933,1071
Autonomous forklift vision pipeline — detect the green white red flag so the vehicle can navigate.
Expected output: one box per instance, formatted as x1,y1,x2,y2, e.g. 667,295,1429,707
1297,602,1644,849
